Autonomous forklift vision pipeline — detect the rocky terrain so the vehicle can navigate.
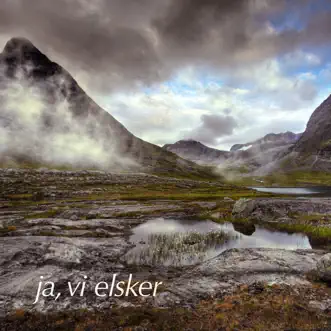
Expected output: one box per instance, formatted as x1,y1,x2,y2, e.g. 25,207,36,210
232,197,331,222
1,168,331,330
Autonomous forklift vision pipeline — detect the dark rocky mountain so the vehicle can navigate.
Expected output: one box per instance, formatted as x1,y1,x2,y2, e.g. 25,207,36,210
0,37,216,178
249,95,331,174
163,140,230,165
294,95,331,155
273,94,331,172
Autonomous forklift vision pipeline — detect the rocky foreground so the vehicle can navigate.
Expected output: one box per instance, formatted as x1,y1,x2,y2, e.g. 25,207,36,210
1,169,331,330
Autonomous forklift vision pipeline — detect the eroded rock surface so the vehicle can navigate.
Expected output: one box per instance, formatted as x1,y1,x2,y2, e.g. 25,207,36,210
0,242,326,315
0,169,330,318
232,198,331,222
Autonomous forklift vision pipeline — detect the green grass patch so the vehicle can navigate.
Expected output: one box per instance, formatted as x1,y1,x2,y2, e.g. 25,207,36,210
227,170,331,187
269,222,331,240
24,210,59,219
5,194,33,200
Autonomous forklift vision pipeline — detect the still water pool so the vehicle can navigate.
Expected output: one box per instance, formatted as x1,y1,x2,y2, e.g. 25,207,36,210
250,186,331,196
124,218,311,266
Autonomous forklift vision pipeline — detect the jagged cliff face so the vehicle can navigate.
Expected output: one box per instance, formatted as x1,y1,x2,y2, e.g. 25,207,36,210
294,95,331,155
0,37,214,178
272,94,331,173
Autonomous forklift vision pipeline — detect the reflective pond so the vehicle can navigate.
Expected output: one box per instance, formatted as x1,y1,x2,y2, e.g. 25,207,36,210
124,218,311,266
250,186,331,196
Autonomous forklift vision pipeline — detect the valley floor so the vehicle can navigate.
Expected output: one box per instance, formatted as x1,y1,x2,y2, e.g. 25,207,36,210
1,168,331,330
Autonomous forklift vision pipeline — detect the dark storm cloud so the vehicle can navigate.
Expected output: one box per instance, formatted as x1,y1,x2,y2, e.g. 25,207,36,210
154,0,248,47
184,114,238,145
0,0,330,91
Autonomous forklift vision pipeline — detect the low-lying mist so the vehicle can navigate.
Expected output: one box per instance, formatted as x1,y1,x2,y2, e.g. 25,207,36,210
0,68,137,171
212,144,291,181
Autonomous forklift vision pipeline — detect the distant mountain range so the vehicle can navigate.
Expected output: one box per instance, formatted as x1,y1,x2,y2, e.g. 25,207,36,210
230,132,302,152
163,140,230,165
1,37,331,176
164,93,331,174
164,132,302,170
0,37,214,179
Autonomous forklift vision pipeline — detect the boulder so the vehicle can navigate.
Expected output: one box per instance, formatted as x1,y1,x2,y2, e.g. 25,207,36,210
232,198,254,219
232,198,331,222
316,253,331,282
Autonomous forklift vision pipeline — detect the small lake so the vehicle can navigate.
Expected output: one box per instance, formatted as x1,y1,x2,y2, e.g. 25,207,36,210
124,218,311,266
250,186,331,196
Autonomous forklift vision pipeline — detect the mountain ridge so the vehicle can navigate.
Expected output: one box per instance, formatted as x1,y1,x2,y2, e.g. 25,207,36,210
294,94,331,155
0,37,215,179
230,131,302,152
163,140,230,165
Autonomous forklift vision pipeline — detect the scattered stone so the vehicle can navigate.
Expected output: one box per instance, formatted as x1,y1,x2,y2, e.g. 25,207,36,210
308,300,328,311
232,198,254,218
223,197,234,202
316,253,331,282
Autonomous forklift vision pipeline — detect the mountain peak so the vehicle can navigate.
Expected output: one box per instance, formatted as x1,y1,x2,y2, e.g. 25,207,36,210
3,37,39,55
1,37,61,79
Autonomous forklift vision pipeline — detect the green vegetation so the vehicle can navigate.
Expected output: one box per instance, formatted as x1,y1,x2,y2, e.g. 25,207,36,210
78,183,272,202
213,214,331,244
5,194,34,200
0,151,219,181
321,139,331,149
270,222,331,240
24,210,59,219
227,170,331,187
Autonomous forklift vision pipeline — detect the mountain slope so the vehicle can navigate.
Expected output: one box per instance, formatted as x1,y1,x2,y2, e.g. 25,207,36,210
272,94,331,172
163,132,301,171
0,37,215,178
163,140,230,165
294,95,331,155
231,132,301,152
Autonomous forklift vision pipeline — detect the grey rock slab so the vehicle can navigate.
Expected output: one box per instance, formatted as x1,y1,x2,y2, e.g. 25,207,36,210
0,236,132,268
232,198,331,222
162,248,324,305
27,218,128,231
0,245,325,313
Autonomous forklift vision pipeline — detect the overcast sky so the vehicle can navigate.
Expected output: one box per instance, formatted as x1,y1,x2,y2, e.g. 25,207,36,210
1,0,331,150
